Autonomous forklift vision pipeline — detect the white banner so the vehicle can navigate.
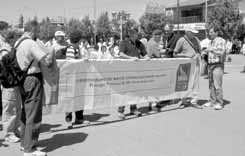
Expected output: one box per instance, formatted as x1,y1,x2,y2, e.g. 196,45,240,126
44,58,195,114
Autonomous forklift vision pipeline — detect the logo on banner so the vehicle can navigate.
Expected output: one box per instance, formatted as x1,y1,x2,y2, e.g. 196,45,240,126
175,63,191,92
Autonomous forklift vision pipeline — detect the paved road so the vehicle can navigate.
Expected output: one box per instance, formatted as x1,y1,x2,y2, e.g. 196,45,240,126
1,55,245,156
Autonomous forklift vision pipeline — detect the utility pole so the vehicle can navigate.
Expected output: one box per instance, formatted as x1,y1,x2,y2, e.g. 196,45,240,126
177,0,180,34
93,0,97,45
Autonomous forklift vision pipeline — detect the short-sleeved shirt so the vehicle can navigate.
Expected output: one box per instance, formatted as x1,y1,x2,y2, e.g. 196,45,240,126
66,45,80,60
119,39,147,58
174,36,200,58
207,36,226,64
16,33,47,74
147,38,161,58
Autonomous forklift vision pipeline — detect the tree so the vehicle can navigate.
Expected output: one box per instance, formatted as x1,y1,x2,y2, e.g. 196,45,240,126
139,12,167,38
96,12,111,39
39,17,57,42
81,15,94,42
18,14,24,28
207,1,243,40
0,21,9,31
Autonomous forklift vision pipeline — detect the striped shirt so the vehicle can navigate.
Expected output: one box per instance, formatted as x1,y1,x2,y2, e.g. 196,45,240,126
66,45,80,60
207,37,226,64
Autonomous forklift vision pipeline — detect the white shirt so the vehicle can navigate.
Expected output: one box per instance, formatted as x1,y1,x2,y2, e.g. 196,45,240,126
16,33,47,74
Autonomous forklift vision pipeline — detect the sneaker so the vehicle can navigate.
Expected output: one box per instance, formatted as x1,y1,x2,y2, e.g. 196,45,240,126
74,119,90,125
152,106,161,112
118,112,126,120
214,104,224,110
66,122,73,129
130,110,142,117
190,103,203,109
24,150,47,156
5,134,20,143
203,102,213,108
178,103,189,109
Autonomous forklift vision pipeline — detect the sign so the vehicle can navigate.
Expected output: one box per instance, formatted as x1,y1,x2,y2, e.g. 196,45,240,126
44,58,195,114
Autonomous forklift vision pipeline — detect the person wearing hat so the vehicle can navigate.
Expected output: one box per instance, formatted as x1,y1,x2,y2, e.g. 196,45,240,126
174,25,202,109
117,28,147,119
45,30,68,55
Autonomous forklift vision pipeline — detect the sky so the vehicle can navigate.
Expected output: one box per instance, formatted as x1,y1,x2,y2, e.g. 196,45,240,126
0,0,178,25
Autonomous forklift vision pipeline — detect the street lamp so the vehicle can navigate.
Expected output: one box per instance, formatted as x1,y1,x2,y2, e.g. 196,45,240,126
112,11,130,41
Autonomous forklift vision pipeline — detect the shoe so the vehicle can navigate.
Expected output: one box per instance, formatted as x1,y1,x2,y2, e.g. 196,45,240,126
24,150,47,156
148,106,152,112
130,110,142,117
203,102,213,108
5,134,20,143
152,106,161,112
66,122,73,129
74,119,90,125
190,103,203,109
214,104,224,110
118,112,126,120
178,103,189,109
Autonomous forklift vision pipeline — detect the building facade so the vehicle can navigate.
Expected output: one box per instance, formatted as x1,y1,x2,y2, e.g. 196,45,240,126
165,0,243,40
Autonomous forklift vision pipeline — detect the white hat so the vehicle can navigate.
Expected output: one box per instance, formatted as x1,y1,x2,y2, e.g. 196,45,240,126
184,25,198,33
54,31,65,37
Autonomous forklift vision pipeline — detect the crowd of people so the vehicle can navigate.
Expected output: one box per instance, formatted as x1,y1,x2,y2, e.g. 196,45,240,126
0,19,235,156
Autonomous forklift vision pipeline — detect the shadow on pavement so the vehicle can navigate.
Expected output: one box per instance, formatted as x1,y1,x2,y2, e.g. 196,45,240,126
0,139,9,148
38,132,88,152
198,99,231,106
41,123,62,133
84,113,110,122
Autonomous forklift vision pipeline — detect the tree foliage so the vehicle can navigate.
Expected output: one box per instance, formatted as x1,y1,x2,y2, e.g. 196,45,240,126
96,12,111,39
0,21,9,31
207,1,243,40
39,17,58,42
139,12,167,38
18,14,24,29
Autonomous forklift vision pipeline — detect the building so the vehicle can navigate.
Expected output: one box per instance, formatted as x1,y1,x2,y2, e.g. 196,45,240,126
165,0,244,40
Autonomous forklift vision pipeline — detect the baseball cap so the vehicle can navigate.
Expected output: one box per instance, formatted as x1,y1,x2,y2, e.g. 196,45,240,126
184,25,199,33
152,29,162,35
55,31,65,37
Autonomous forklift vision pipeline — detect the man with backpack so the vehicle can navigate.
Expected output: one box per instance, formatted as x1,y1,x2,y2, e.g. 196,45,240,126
174,25,202,109
15,20,51,156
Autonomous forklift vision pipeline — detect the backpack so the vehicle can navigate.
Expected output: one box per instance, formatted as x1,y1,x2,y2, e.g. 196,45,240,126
0,37,33,88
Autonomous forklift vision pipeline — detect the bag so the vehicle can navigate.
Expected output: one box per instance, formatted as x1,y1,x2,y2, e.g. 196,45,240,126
55,47,67,59
0,37,33,88
208,52,224,65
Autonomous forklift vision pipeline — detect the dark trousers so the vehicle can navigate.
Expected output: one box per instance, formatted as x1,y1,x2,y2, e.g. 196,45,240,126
20,73,43,153
65,110,84,122
118,105,137,113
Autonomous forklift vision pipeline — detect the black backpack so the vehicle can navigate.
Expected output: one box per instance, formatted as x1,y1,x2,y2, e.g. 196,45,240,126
0,37,33,88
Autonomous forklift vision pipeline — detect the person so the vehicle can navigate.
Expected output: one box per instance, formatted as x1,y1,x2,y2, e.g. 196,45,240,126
65,30,90,129
203,26,226,110
240,37,245,73
45,30,68,54
0,30,22,143
164,27,182,58
147,29,163,58
16,20,52,156
117,28,147,119
174,25,202,109
200,35,210,77
146,29,164,112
